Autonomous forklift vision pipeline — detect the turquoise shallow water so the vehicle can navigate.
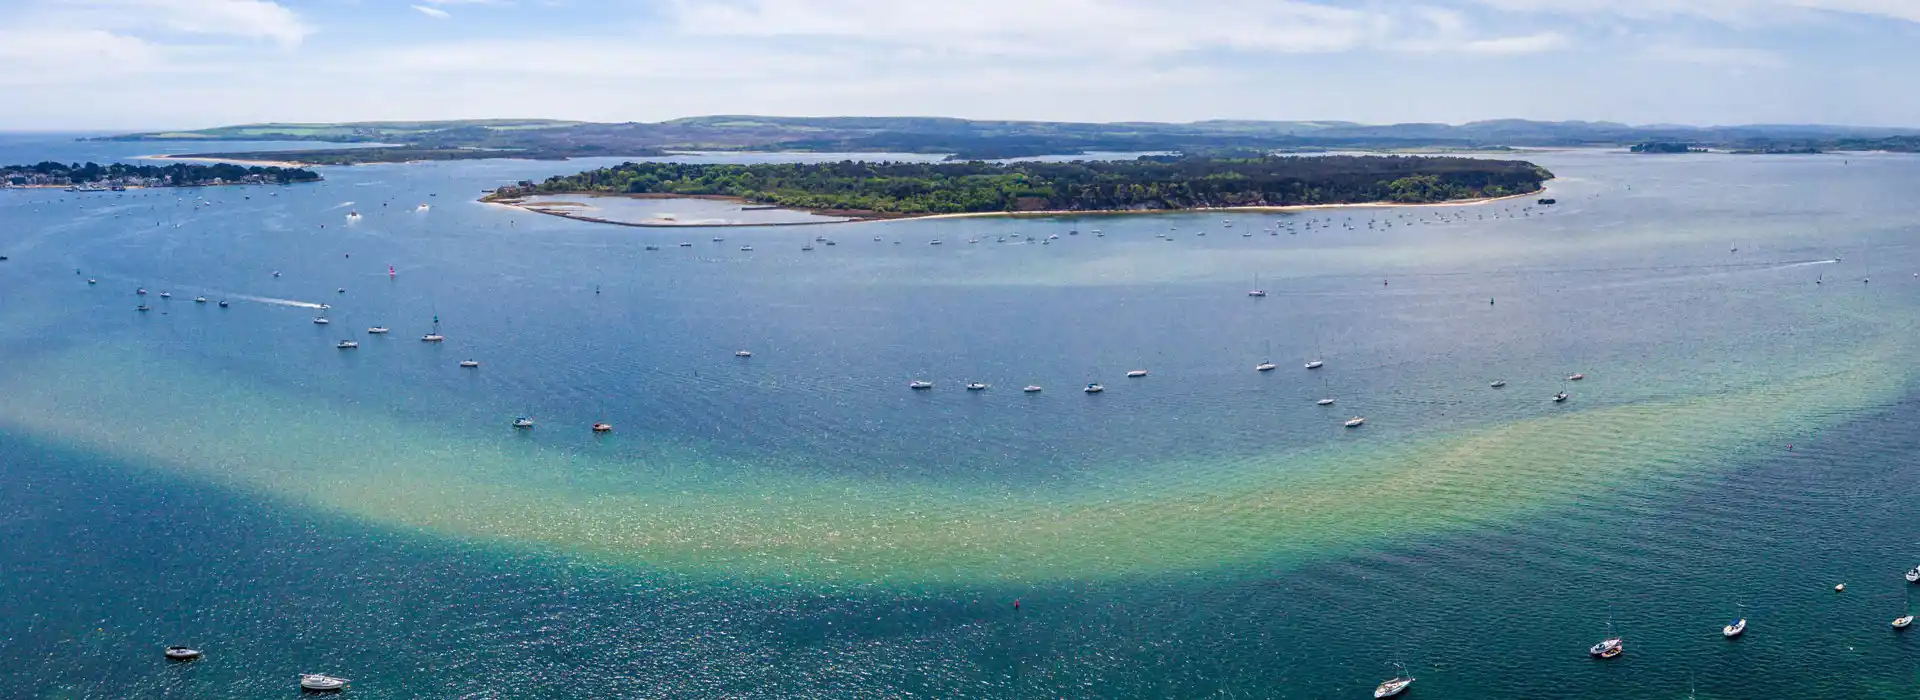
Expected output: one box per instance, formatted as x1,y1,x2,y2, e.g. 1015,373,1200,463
3,137,1920,697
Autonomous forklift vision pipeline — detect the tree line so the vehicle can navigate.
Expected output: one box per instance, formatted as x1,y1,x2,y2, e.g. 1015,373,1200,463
511,156,1552,215
1,161,322,185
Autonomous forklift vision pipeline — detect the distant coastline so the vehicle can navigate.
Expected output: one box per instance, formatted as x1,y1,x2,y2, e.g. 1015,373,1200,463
143,153,314,168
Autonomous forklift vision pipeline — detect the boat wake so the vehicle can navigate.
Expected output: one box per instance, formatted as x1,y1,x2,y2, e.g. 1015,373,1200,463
326,201,356,211
228,294,329,310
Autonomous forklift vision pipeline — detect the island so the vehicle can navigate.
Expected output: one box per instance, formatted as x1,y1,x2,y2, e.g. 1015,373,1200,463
484,155,1553,223
1630,142,1710,154
0,161,321,189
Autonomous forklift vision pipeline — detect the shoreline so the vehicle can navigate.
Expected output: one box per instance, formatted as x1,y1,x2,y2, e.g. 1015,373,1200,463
485,187,1548,229
139,153,315,168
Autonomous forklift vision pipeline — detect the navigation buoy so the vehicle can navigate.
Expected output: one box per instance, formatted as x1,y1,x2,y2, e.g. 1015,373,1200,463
1013,599,1021,611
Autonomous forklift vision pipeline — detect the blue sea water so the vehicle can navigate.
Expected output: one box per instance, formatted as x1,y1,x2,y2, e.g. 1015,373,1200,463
2,135,1919,697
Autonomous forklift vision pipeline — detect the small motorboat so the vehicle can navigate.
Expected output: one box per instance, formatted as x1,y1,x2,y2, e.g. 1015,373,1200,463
194,296,207,303
513,417,535,428
1490,380,1507,388
1248,289,1267,297
1374,676,1414,698
825,240,837,246
1304,361,1324,369
137,305,151,312
1568,373,1586,381
1724,618,1747,638
422,334,445,342
678,242,692,247
1023,385,1043,393
163,646,202,661
1318,398,1336,406
337,287,346,294
739,245,753,251
159,291,171,299
712,237,724,242
87,278,97,285
1344,416,1366,427
1553,392,1570,403
138,288,147,295
336,340,358,349
644,245,659,251
592,423,613,433
1126,370,1148,378
801,245,814,251
368,327,389,334
218,300,229,307
273,271,281,277
1895,615,1913,629
299,674,349,692
1905,566,1919,583
909,380,933,390
313,317,330,325
735,350,753,357
459,360,480,368
1084,383,1105,393
1589,638,1623,658
1256,362,1276,372
966,383,989,391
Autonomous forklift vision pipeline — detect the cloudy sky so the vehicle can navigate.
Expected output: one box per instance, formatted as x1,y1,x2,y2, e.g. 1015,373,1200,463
2,0,1918,129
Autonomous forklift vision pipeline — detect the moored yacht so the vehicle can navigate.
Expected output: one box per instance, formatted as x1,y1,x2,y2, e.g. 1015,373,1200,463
299,674,349,692
313,316,330,325
1490,380,1507,388
1374,676,1414,698
909,380,933,390
1554,392,1570,403
1589,637,1623,658
1318,398,1335,406
1894,614,1913,629
1905,566,1919,583
735,350,753,357
513,417,535,428
1568,373,1586,381
1083,383,1104,393
592,422,613,433
1724,618,1747,638
368,327,389,334
422,333,444,342
336,340,358,349
1126,370,1148,378
1256,362,1276,372
194,296,207,303
966,382,989,391
1023,385,1043,393
163,646,202,661
459,360,480,368
1304,360,1324,369
1344,416,1365,427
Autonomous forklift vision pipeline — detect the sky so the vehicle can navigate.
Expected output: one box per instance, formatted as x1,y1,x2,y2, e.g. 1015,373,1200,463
2,0,1919,130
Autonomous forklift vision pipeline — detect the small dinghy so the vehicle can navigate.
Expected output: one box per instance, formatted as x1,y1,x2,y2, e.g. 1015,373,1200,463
300,674,349,692
163,646,202,661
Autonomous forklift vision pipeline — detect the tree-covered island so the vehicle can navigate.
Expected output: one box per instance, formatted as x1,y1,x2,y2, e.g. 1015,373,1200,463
487,155,1552,218
0,161,322,189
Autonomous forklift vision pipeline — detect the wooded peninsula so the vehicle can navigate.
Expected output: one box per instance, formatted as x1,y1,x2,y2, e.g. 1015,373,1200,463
1,161,321,189
487,156,1553,217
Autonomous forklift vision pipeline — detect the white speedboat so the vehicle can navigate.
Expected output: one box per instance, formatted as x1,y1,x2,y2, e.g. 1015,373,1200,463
163,646,202,661
1589,637,1623,658
1084,383,1104,393
336,340,358,349
966,383,989,391
1318,398,1335,406
1374,677,1414,698
159,291,171,299
735,350,753,357
422,334,444,342
1304,361,1324,369
1724,618,1747,638
87,278,97,284
1127,370,1148,378
367,327,389,334
459,360,480,368
1256,362,1276,372
1553,392,1570,403
1344,416,1366,427
313,317,330,325
299,674,349,692
909,380,933,390
513,417,535,428
1490,380,1507,388
136,288,148,295
1895,615,1913,629
194,296,207,303
1023,385,1043,393
593,423,613,433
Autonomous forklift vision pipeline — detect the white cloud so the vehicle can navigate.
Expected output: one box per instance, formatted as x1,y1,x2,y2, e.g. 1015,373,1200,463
1458,32,1570,54
1641,44,1786,68
412,4,452,18
1469,0,1920,24
83,0,313,46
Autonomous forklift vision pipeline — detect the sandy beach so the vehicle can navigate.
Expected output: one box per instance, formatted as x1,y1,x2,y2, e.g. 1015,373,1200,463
139,153,314,168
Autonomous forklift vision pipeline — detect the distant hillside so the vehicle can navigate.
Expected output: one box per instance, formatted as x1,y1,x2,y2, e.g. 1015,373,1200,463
95,117,1920,165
